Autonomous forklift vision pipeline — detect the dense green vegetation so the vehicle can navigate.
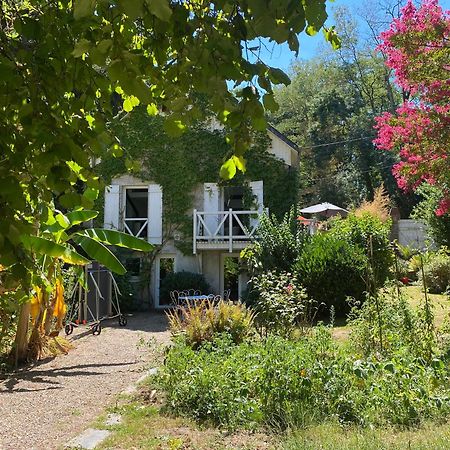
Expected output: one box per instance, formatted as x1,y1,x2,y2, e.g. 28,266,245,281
159,299,450,430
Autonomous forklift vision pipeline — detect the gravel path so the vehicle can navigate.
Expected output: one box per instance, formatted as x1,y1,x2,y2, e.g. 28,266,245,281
0,313,170,450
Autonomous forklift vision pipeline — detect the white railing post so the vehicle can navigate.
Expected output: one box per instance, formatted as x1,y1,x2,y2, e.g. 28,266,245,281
193,209,197,254
228,208,233,252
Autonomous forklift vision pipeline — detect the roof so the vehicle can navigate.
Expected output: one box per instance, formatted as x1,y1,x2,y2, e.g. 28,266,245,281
267,125,300,153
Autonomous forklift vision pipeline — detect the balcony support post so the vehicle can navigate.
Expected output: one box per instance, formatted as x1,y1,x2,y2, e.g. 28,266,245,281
193,209,197,254
229,208,233,253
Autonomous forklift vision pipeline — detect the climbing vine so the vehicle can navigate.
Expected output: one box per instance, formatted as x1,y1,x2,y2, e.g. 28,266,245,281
96,107,298,255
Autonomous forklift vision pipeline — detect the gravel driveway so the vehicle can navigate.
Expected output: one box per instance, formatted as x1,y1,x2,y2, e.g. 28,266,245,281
0,313,170,450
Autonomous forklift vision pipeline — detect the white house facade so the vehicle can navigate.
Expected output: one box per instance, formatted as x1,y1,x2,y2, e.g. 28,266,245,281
103,126,298,309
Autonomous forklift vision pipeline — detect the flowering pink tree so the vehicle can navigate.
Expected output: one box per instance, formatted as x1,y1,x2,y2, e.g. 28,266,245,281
373,0,450,215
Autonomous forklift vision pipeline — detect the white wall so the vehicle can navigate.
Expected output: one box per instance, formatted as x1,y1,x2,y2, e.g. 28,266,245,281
267,129,298,166
397,219,431,250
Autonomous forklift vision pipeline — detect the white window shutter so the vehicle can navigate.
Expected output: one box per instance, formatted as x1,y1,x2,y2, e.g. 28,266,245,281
249,181,264,230
104,185,120,230
148,184,163,244
203,183,220,235
250,181,264,212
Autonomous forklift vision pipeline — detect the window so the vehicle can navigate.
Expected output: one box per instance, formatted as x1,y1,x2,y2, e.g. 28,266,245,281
124,188,148,237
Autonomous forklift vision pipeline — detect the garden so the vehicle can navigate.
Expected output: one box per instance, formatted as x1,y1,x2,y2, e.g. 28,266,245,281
1,0,449,449
95,190,450,449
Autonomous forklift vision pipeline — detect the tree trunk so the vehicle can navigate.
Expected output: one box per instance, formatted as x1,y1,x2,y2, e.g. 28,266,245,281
12,302,31,366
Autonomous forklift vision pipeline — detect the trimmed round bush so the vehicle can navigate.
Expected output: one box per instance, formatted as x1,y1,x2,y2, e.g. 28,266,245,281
329,213,393,289
295,233,368,315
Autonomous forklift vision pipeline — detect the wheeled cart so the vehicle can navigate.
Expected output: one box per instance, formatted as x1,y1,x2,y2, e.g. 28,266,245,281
64,264,127,336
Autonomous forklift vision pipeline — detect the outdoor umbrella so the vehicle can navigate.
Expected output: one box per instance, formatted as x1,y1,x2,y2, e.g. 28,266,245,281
299,202,348,218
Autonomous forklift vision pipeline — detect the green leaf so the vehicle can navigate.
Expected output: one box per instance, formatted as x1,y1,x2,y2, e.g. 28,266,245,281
268,67,291,86
263,93,279,112
66,210,99,226
323,26,341,50
147,0,172,22
304,0,328,35
74,0,96,20
232,155,246,173
123,96,140,112
21,235,90,265
72,39,92,57
147,104,158,116
72,235,126,274
251,115,267,131
120,0,144,19
76,229,153,252
163,118,186,137
220,158,237,180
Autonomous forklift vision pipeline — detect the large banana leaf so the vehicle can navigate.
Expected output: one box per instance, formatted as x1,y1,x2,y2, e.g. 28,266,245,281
72,235,126,275
66,209,99,226
21,235,90,265
76,229,153,252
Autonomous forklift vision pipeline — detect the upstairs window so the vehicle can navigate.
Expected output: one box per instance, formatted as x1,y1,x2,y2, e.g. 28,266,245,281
124,188,148,238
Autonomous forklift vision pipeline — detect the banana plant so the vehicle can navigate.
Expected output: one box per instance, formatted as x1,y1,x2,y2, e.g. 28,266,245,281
21,208,153,274
14,207,153,361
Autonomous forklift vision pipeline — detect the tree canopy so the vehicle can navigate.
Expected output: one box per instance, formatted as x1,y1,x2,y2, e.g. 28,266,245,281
269,5,415,213
0,0,339,289
373,0,450,216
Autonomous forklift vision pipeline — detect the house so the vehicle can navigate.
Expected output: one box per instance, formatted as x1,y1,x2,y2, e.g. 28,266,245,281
101,114,299,309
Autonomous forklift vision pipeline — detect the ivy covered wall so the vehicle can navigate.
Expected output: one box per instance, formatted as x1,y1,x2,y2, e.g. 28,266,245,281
96,107,298,253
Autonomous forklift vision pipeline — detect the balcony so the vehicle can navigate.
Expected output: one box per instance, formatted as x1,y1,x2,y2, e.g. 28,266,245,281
193,209,264,253
123,218,148,238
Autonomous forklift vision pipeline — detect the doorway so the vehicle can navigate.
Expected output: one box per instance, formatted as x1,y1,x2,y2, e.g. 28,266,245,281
155,255,175,307
221,254,240,300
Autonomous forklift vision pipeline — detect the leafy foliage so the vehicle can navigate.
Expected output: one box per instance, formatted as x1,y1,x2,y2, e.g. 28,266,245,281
412,184,450,247
159,327,450,430
251,271,316,337
160,271,210,303
329,213,393,291
295,233,368,315
166,300,255,349
0,0,337,292
241,207,309,275
374,0,450,215
270,44,409,213
349,287,436,360
418,248,450,295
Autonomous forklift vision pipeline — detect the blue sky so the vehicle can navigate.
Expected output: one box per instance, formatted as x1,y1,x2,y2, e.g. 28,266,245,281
257,0,450,73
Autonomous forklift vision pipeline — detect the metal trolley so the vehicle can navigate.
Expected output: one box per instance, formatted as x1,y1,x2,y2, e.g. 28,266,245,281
64,265,127,336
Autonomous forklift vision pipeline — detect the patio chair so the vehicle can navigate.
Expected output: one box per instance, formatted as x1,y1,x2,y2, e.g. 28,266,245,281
222,289,231,301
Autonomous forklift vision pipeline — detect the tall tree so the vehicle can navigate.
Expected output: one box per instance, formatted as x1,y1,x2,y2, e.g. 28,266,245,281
373,0,450,215
270,53,408,210
0,0,339,292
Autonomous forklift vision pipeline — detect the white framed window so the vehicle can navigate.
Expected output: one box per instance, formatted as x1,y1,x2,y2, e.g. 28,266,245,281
123,187,149,238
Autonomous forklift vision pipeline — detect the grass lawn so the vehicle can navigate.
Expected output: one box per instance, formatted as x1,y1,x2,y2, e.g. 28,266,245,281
95,285,450,450
331,284,449,341
96,389,450,450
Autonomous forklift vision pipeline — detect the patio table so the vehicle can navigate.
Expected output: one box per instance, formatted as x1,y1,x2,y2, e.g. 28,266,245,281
178,295,210,302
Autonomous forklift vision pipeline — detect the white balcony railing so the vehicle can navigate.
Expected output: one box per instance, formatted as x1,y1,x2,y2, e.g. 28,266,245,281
193,209,265,253
124,217,148,238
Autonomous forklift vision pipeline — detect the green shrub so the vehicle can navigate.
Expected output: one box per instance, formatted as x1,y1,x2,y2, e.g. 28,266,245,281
166,299,255,348
160,271,210,302
348,288,436,359
241,207,310,275
295,233,368,315
419,249,450,294
329,213,393,290
251,271,316,336
159,331,450,430
412,184,450,247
